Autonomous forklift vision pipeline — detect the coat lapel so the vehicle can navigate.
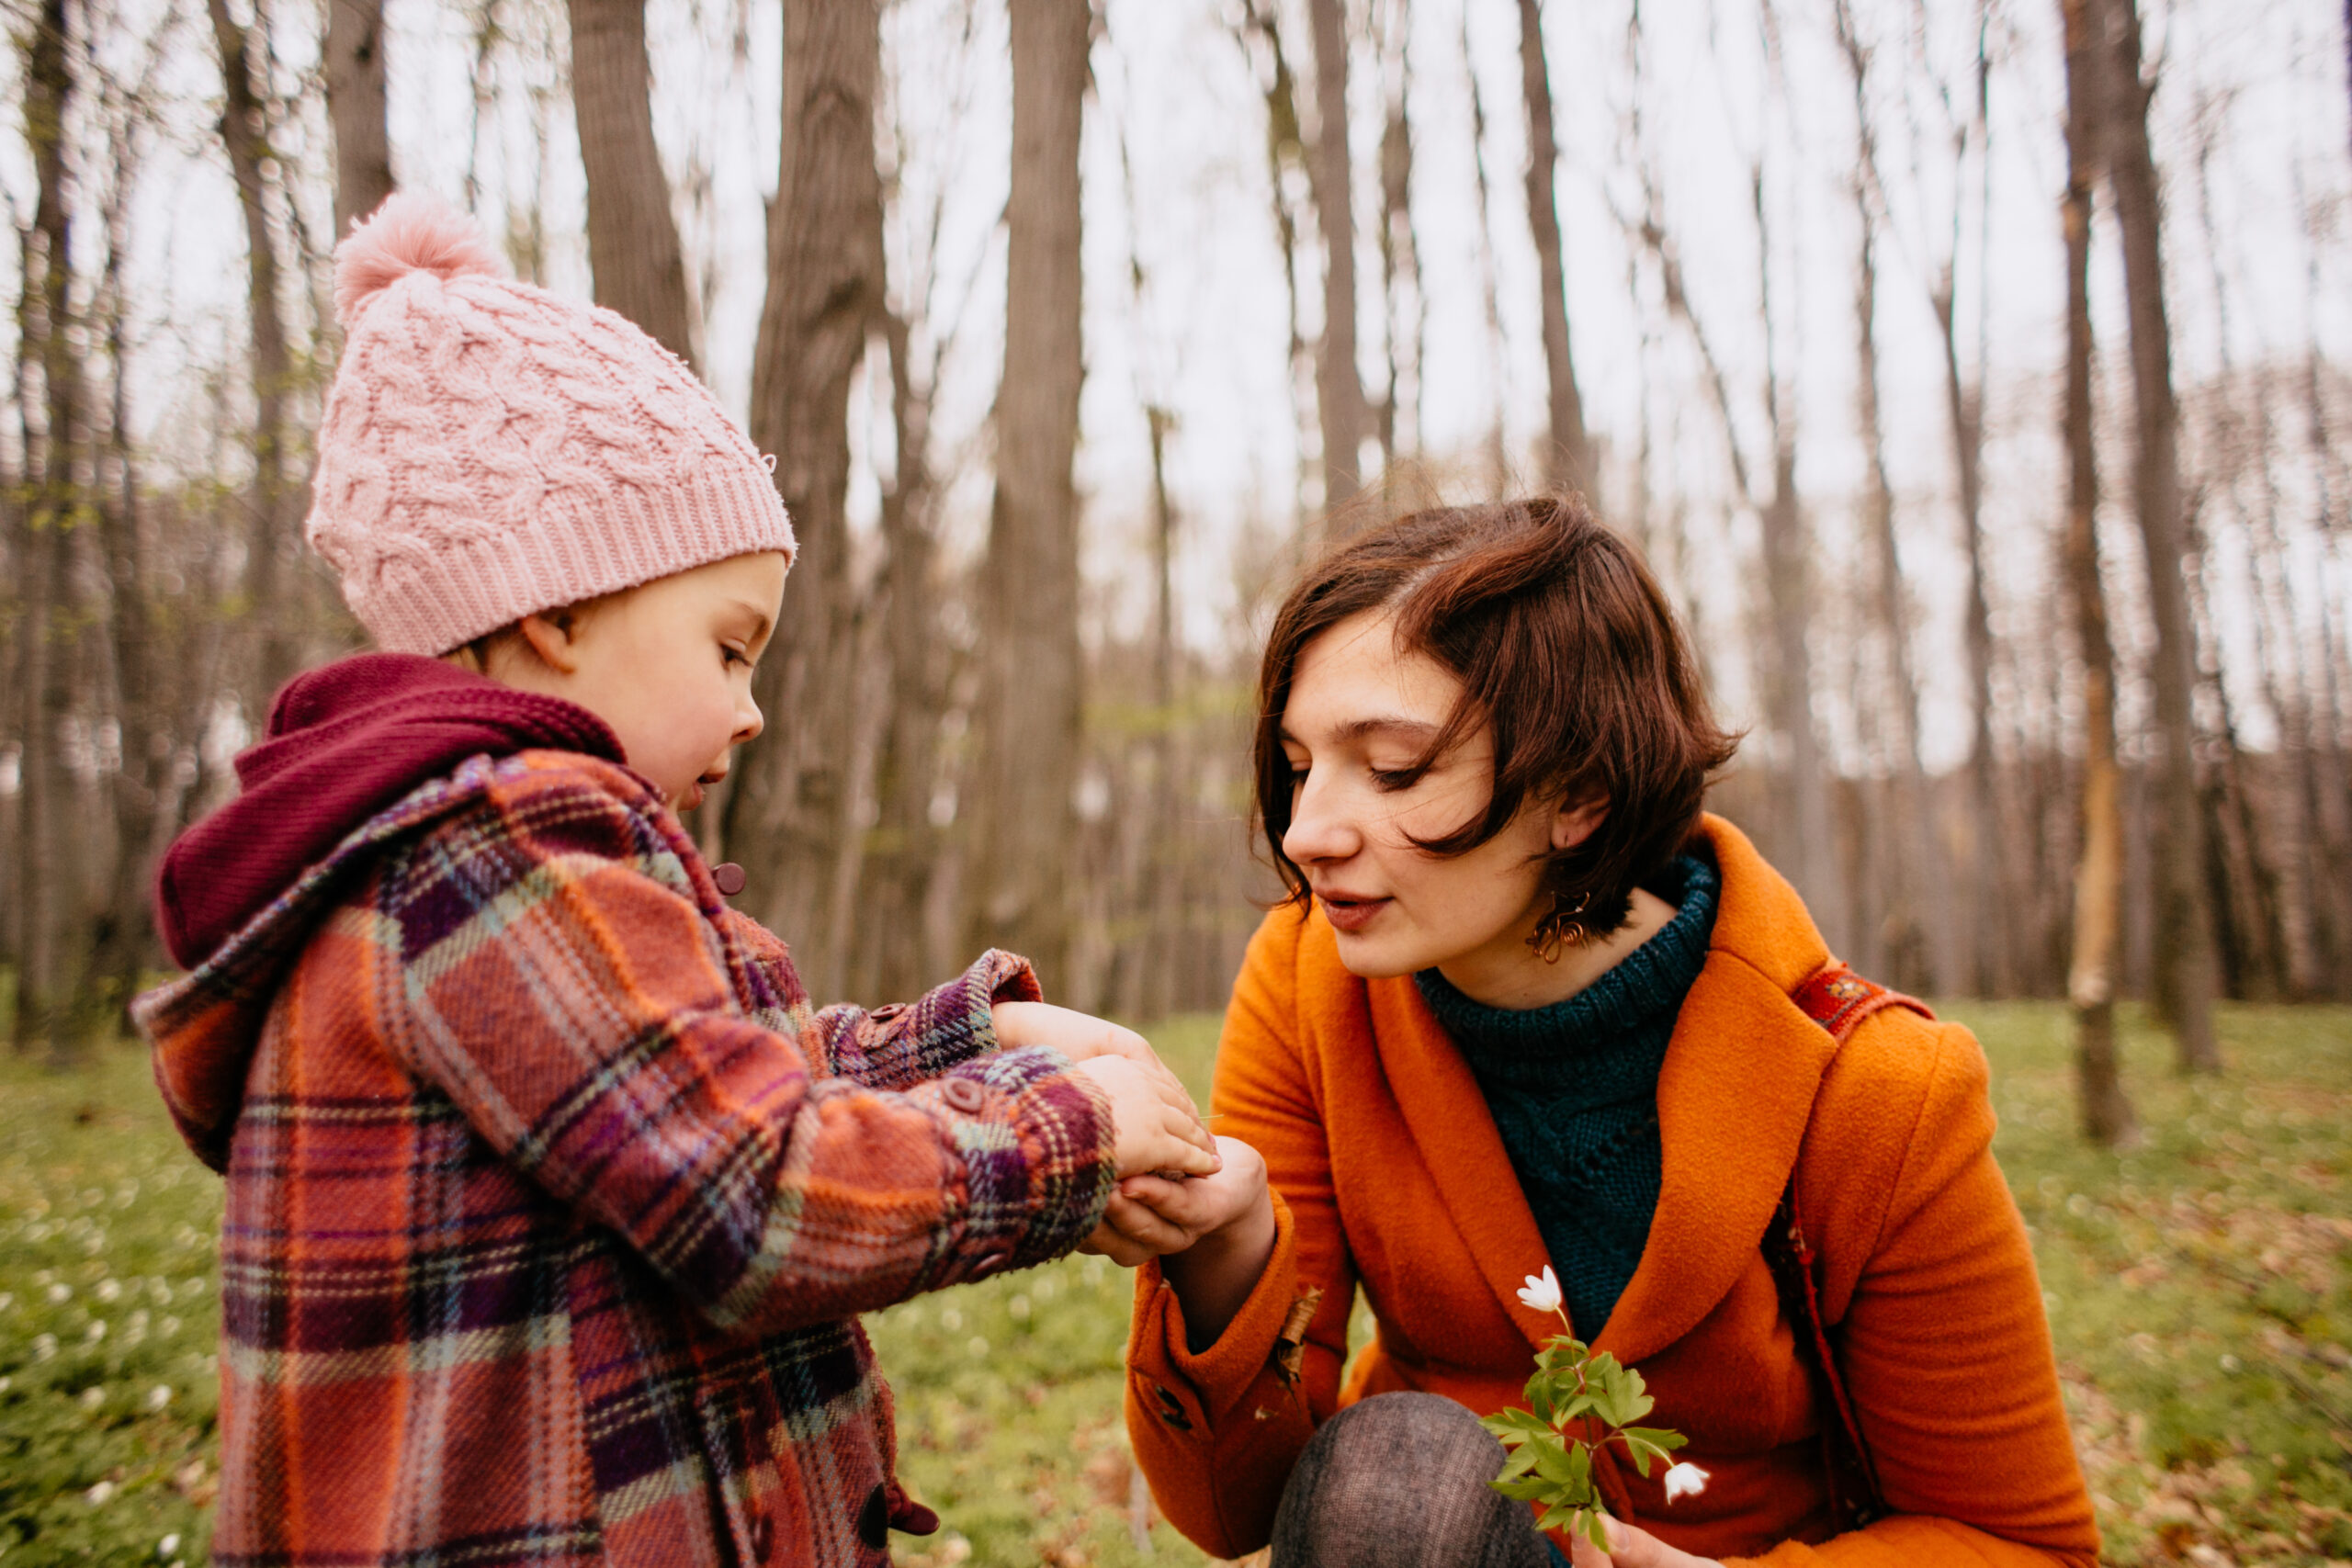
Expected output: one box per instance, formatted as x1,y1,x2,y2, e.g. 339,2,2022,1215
1363,975,1567,1349
1594,816,1841,1367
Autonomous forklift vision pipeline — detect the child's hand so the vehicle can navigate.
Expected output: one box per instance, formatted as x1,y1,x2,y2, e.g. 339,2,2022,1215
993,1000,1204,1123
1071,1056,1220,1182
1081,1135,1270,1268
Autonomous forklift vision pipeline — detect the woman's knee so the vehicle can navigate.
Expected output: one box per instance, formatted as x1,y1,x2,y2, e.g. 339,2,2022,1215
1271,1393,1552,1568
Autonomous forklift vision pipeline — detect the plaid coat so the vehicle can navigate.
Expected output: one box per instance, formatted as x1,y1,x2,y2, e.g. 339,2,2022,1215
134,749,1116,1568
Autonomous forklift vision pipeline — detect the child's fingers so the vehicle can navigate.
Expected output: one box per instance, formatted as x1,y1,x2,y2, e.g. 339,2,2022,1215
1145,1113,1222,1177
1099,1192,1197,1253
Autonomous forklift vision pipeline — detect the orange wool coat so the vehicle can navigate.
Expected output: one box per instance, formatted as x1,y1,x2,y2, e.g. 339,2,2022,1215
1125,816,2099,1568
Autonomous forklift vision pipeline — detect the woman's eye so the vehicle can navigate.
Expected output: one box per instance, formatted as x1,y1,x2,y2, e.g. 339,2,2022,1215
1368,767,1417,792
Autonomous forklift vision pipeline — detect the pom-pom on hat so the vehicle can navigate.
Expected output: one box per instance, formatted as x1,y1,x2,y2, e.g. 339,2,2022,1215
307,191,795,656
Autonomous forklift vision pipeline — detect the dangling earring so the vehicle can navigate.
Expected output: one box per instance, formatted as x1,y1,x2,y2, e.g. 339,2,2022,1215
1529,889,1594,964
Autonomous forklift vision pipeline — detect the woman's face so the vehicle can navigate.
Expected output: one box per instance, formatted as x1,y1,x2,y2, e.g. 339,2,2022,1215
1278,609,1597,995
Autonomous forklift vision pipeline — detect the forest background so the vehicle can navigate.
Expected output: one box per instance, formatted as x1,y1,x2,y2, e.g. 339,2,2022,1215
0,0,2350,1557
5,0,2352,1121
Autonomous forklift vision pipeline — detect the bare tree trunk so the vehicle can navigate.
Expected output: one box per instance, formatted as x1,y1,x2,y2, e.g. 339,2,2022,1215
1516,0,1589,494
1832,0,1938,992
858,310,948,1003
1934,11,2008,997
722,0,887,999
2061,0,2135,1144
325,0,393,236
1236,3,1315,525
1464,10,1510,495
1751,169,1842,954
15,0,85,1055
2098,0,2220,1072
1304,0,1371,513
1373,0,1419,466
209,0,299,699
967,0,1088,988
566,0,698,367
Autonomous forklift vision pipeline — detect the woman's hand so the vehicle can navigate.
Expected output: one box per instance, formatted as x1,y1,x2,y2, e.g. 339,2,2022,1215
1083,1134,1271,1266
1566,1516,1724,1568
1070,1056,1221,1181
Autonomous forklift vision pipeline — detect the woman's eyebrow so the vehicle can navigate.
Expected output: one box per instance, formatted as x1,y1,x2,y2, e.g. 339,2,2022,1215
1282,716,1442,746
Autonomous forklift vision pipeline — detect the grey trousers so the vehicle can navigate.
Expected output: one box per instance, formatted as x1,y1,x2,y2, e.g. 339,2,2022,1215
1269,1393,1566,1568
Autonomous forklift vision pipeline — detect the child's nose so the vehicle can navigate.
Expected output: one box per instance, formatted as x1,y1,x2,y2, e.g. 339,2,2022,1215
733,693,764,744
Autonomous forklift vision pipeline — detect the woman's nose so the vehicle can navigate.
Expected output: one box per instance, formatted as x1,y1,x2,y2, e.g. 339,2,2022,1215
1282,773,1357,864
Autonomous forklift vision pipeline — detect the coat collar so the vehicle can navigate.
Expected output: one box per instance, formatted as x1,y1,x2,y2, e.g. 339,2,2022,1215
1358,814,1841,1362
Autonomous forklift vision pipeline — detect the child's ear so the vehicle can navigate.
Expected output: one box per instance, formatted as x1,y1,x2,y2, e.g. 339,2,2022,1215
1551,795,1608,852
516,611,584,675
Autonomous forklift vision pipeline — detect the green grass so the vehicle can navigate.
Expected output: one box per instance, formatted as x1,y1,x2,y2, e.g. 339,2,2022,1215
2,1005,2346,1566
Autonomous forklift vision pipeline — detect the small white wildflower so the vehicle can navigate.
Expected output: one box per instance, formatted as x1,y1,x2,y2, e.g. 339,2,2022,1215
966,1336,989,1358
161,1316,182,1337
1515,1266,1563,1316
47,1282,72,1304
96,1279,122,1303
1662,1461,1710,1503
144,1385,173,1411
32,1334,57,1361
79,1386,106,1409
0,1291,14,1311
0,1374,12,1393
1009,1293,1032,1322
940,1307,963,1332
86,1319,107,1342
158,1534,181,1558
84,1480,117,1506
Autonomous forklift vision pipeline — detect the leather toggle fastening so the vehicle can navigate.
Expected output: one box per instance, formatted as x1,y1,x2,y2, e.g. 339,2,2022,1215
711,863,747,897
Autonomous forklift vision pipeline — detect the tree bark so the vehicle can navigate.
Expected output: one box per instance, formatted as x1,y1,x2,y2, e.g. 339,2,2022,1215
966,0,1089,989
2061,0,2135,1144
1516,0,1589,494
209,0,299,699
721,0,888,999
1304,0,1371,513
2098,0,2220,1072
14,0,85,1055
567,0,697,367
325,0,393,237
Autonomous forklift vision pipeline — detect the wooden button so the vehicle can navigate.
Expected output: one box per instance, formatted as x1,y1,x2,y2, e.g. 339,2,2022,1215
942,1078,987,1114
712,863,747,897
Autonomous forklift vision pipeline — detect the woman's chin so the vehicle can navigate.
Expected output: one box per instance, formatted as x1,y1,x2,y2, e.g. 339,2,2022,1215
1329,930,1425,980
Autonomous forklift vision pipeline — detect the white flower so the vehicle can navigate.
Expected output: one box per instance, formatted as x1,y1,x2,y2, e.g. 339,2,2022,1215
1516,1266,1563,1315
158,1535,182,1559
79,1386,107,1409
145,1384,174,1411
1663,1461,1710,1503
85,1480,117,1506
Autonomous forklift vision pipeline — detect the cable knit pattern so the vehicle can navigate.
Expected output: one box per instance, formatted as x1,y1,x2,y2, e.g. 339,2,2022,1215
308,192,796,655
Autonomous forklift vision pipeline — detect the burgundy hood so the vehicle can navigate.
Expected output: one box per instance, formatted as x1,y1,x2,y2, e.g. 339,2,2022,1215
154,653,625,971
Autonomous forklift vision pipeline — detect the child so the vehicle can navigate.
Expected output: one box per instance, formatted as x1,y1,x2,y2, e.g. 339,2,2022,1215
133,193,1217,1568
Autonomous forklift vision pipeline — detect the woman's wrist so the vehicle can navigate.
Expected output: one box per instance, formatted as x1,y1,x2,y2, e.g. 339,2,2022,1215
1160,1189,1279,1352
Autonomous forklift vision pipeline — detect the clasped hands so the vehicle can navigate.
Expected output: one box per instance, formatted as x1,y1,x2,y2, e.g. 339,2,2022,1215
989,1001,1269,1266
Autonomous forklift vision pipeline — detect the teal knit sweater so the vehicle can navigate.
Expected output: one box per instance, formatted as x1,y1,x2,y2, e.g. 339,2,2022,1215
1413,856,1719,1338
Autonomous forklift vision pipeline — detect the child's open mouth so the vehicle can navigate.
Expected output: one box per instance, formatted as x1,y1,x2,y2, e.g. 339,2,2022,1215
681,772,726,813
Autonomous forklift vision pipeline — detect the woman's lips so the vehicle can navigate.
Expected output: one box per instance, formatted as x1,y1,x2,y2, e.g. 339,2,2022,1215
1318,895,1389,933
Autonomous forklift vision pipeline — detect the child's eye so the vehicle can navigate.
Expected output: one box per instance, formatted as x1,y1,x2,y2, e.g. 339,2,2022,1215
720,644,750,668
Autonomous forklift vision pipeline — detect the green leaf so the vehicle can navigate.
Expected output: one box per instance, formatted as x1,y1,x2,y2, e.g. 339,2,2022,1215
1621,1426,1688,1453
1498,1444,1541,1482
1582,1509,1615,1551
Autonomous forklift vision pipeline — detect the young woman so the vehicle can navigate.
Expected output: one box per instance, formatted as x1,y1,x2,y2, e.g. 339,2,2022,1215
1102,499,2098,1568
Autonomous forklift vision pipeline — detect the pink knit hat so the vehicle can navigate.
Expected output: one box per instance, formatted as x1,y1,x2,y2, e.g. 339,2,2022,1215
307,192,796,655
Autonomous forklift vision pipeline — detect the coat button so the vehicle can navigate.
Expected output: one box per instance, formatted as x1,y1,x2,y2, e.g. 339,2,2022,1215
750,1514,774,1561
712,863,747,897
942,1078,987,1114
869,1003,907,1024
969,1247,1008,1278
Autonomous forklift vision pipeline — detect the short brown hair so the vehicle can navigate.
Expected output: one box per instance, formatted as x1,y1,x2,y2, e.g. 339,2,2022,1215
1252,495,1738,940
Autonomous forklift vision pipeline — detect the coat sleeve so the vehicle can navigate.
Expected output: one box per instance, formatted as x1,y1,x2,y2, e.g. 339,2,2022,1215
715,904,1046,1092
1125,908,1361,1560
1733,1021,2101,1568
380,763,1115,1337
